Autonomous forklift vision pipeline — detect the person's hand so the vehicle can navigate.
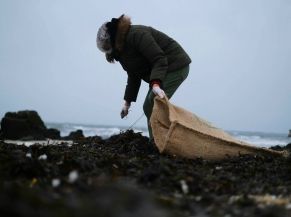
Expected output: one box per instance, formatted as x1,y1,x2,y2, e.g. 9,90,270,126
152,84,165,98
120,101,131,119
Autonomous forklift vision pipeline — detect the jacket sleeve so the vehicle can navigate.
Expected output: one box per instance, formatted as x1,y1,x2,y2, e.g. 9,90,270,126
132,31,168,82
124,73,141,103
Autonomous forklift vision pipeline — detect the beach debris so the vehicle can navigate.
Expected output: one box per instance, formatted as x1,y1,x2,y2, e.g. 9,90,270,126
228,194,291,207
56,160,63,165
215,166,222,170
38,154,47,160
194,196,202,202
52,178,61,188
173,192,183,199
30,178,38,188
180,180,189,194
68,170,79,183
249,195,291,206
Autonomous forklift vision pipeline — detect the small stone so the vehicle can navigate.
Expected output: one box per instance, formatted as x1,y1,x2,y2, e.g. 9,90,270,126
180,180,189,194
38,154,47,160
68,170,78,183
52,179,61,188
173,192,183,198
228,195,242,204
56,161,63,165
195,196,202,202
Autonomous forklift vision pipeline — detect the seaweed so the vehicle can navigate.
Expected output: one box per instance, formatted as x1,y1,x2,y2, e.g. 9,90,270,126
0,130,291,217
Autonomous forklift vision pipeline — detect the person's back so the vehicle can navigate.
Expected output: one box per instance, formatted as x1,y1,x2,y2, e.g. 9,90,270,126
123,25,191,79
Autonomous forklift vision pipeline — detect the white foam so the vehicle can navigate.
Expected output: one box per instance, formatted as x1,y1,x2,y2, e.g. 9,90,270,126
4,140,73,147
230,132,291,147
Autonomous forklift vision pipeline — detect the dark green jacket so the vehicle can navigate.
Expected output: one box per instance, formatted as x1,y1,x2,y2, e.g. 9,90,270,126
117,25,191,102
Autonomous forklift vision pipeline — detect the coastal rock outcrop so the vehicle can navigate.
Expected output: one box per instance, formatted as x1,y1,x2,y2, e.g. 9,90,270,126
64,129,85,140
0,110,61,140
45,128,61,139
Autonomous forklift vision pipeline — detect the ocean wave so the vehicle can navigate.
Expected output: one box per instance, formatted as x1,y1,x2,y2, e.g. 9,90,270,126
46,123,290,147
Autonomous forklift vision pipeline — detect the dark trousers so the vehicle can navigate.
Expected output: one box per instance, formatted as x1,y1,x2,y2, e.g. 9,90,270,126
143,65,190,139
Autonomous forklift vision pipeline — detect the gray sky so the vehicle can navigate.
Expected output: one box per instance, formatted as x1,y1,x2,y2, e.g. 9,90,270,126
0,0,290,133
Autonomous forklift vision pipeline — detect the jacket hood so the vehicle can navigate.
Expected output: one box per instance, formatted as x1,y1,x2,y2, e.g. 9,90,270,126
115,15,131,52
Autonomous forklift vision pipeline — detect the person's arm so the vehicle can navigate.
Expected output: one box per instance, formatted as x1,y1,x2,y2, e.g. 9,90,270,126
124,73,142,103
120,100,131,119
120,73,141,119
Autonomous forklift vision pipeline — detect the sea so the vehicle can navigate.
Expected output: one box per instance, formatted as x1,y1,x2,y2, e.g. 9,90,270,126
46,122,291,148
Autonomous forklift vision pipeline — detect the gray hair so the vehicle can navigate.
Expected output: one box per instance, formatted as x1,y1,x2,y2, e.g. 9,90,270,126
96,22,112,53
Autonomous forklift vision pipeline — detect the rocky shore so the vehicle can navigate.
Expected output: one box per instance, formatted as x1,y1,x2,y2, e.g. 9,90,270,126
1,110,291,216
0,130,291,217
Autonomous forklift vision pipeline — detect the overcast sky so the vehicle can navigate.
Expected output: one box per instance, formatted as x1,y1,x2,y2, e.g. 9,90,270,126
0,0,290,133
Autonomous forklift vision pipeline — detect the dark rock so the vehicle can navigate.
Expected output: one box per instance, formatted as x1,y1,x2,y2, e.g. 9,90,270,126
0,110,47,140
286,143,291,150
85,135,103,143
269,145,283,151
45,128,61,139
64,129,84,140
0,110,62,140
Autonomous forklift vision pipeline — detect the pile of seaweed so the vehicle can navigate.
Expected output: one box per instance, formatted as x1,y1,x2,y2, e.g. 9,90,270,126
1,130,291,217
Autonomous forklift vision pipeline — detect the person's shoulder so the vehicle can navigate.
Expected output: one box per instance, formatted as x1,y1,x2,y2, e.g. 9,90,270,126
129,25,151,34
126,25,151,43
130,25,165,38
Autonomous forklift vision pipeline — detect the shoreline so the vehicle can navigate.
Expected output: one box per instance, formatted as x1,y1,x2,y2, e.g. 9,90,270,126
3,139,74,147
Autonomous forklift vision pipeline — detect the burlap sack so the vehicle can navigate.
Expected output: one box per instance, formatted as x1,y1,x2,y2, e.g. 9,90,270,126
150,97,285,160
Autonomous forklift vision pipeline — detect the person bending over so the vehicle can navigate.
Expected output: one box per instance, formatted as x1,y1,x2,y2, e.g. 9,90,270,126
96,14,191,139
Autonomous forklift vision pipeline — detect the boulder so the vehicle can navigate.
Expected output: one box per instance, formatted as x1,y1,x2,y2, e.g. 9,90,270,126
64,129,84,140
0,110,61,140
45,128,61,139
1,111,47,140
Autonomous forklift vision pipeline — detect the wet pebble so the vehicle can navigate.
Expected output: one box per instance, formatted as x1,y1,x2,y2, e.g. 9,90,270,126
52,178,61,187
38,154,47,160
68,170,78,183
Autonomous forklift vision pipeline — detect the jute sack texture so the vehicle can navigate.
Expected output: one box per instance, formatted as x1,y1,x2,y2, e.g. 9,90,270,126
150,97,285,160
